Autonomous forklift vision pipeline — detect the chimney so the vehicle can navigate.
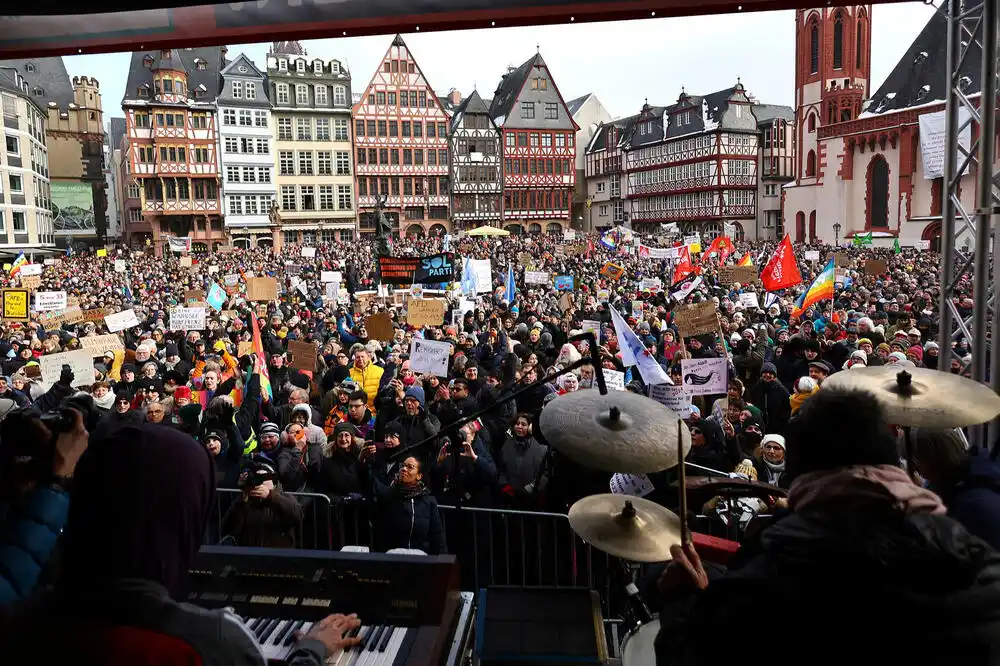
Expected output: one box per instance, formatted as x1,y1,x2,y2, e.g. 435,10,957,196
448,88,462,106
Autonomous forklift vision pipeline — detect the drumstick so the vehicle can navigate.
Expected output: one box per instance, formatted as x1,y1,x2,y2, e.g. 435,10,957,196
676,421,690,544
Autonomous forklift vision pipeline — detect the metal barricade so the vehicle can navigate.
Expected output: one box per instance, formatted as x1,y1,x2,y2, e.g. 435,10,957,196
208,488,337,550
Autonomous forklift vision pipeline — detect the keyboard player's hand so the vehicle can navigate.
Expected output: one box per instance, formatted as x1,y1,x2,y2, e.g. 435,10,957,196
298,613,363,654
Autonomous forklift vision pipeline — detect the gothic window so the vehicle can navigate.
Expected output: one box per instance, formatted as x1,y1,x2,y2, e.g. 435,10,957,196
809,19,820,74
833,12,844,69
856,22,864,69
806,150,816,177
808,113,816,132
867,155,890,229
795,211,806,243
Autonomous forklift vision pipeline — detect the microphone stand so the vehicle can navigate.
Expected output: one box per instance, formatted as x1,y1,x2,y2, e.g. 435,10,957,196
390,332,611,509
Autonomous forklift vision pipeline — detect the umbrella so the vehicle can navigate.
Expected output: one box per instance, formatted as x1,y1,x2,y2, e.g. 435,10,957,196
465,225,510,237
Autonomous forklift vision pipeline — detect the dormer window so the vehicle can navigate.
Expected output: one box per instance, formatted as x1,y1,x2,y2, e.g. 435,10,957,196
278,59,287,72
161,49,172,60
138,86,150,99
331,61,340,74
32,87,44,97
313,61,322,74
25,63,35,73
296,60,305,73
143,55,154,69
915,84,931,102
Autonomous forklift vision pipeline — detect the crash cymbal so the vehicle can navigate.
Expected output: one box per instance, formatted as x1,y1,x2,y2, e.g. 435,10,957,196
568,494,681,562
540,390,691,474
822,366,1000,428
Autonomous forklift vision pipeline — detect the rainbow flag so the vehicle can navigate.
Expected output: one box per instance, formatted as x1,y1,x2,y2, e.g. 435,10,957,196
9,252,26,277
250,311,273,400
792,258,836,318
736,252,754,267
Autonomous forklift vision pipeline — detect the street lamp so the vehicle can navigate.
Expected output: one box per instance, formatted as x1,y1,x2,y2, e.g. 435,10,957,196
833,222,841,247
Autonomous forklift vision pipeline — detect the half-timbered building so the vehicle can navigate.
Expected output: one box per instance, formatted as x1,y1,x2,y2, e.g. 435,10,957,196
268,43,355,248
622,83,760,238
781,5,989,250
352,35,451,238
121,47,224,253
489,52,578,235
449,89,501,229
754,104,795,241
584,115,638,231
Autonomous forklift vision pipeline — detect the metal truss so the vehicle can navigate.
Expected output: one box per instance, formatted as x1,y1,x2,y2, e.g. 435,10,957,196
936,0,999,448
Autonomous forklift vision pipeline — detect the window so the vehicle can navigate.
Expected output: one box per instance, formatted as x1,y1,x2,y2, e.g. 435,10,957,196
240,137,253,154
530,77,547,90
530,133,539,147
246,83,256,100
428,150,437,166
366,120,376,136
300,185,315,210
9,174,22,192
413,122,422,138
319,185,335,210
389,121,398,137
808,113,816,132
315,85,328,106
403,149,412,166
339,230,353,242
5,135,18,155
806,149,816,177
402,121,411,138
520,102,535,119
12,211,25,232
427,122,436,138
334,118,348,141
317,151,332,175
244,196,259,215
414,149,423,166
296,118,311,140
599,205,608,217
241,166,257,182
809,19,820,74
226,166,240,182
338,185,352,210
315,117,330,140
238,110,252,126
867,155,890,228
544,103,558,120
255,138,269,154
229,197,243,215
390,150,399,166
225,137,239,153
278,117,293,140
279,151,294,175
336,151,350,175
296,85,309,105
278,59,288,72
232,81,244,98
134,112,151,128
596,181,606,194
258,167,271,183
277,83,289,105
439,149,448,164
355,119,365,137
357,148,366,165
254,110,268,128
541,133,552,147
857,21,864,68
506,133,515,147
296,60,305,73
378,121,387,137
314,61,323,74
833,11,844,69
281,185,295,210
376,92,386,105
298,151,314,175
222,109,236,125
555,133,565,148
334,86,346,106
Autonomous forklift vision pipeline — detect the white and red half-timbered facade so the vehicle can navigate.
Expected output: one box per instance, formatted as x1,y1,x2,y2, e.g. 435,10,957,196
449,89,502,229
584,117,634,230
489,52,578,235
353,34,451,238
622,84,760,238
121,47,224,254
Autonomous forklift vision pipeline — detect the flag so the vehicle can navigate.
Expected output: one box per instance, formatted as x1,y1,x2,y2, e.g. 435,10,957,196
702,236,736,264
672,246,698,283
853,232,873,247
599,228,619,250
503,264,516,303
792,259,836,318
8,252,25,277
609,305,671,386
460,258,477,295
669,273,703,302
250,311,274,400
894,238,901,254
759,235,802,292
763,292,780,310
123,285,133,302
736,252,754,267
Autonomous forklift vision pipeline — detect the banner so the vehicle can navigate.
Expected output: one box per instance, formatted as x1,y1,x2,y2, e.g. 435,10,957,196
377,256,420,285
168,236,192,253
411,253,456,284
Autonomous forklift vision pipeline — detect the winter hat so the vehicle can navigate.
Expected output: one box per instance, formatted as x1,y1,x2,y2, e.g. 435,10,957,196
164,343,180,358
404,385,426,408
173,386,192,401
333,422,360,438
733,459,758,481
201,429,227,446
796,377,817,393
291,403,312,419
260,421,281,438
761,433,786,451
888,351,908,363
761,362,778,376
289,371,310,390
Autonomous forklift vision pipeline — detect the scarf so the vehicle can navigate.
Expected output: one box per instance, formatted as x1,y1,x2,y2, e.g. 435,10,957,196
393,479,429,500
788,464,946,516
93,391,117,410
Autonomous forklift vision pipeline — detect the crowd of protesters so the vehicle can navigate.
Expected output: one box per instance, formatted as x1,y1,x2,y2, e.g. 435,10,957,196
0,226,997,638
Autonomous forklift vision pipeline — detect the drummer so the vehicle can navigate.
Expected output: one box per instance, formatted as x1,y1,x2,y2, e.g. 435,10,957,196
651,387,1000,665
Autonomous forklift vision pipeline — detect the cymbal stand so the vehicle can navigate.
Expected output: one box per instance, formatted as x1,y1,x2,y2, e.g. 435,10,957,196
675,422,690,545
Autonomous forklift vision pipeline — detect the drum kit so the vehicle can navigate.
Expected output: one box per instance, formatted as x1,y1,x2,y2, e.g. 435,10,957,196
539,366,1000,665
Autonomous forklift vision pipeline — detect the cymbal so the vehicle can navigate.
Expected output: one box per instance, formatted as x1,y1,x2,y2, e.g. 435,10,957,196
540,390,691,474
821,366,1000,428
568,494,681,562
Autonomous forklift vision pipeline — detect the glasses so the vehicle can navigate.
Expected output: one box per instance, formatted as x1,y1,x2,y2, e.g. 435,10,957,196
400,462,418,471
763,443,782,451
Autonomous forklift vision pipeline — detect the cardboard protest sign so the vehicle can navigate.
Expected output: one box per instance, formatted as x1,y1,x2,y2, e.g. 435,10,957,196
288,340,318,373
80,334,125,356
674,302,719,338
407,299,446,328
365,312,395,341
247,277,278,302
718,266,759,285
2,290,28,321
864,259,887,276
20,275,41,290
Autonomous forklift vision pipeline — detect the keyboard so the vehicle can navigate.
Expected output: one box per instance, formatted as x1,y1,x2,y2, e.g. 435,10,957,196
189,546,473,666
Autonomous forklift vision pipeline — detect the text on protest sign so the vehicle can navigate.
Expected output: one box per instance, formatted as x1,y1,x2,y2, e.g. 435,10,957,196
39,349,95,388
35,291,67,312
170,307,207,331
679,357,728,396
409,338,451,376
105,309,139,333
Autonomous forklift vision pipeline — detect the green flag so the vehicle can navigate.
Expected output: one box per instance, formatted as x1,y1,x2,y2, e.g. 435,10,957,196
893,238,901,254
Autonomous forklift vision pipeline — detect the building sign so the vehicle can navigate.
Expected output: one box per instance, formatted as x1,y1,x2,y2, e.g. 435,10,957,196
51,181,95,233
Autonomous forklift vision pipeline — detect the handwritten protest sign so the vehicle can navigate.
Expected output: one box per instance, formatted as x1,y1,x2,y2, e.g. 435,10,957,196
169,306,207,331
674,302,719,337
80,334,125,356
105,309,139,333
409,338,450,376
407,299,446,328
2,290,28,321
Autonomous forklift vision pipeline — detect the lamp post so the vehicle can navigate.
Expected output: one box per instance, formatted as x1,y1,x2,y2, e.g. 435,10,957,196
242,226,249,250
833,222,841,247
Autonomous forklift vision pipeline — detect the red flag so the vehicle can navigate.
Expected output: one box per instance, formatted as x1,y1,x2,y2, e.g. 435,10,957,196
702,236,736,265
760,234,803,291
673,246,699,283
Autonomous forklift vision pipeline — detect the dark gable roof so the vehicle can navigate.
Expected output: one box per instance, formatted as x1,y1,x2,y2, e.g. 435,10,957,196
753,103,794,124
586,114,639,154
624,84,754,146
488,53,538,121
450,89,493,132
867,3,981,115
0,57,74,110
123,47,224,105
566,93,590,117
108,116,127,151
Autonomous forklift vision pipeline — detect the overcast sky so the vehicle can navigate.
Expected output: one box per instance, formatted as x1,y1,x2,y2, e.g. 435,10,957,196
64,3,936,122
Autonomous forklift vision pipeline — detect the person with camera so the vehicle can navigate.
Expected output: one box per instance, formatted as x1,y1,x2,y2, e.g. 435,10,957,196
221,454,303,548
0,405,88,604
430,422,496,508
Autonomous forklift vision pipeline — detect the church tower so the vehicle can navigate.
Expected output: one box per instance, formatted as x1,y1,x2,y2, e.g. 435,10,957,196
793,6,872,181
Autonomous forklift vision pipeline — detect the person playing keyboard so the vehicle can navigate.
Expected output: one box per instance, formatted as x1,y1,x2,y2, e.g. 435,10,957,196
0,423,362,666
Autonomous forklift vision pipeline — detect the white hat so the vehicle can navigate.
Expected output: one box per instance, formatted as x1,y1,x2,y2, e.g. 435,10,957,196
761,433,786,451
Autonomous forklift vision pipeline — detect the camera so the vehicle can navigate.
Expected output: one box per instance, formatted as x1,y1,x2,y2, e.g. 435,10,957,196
237,455,277,491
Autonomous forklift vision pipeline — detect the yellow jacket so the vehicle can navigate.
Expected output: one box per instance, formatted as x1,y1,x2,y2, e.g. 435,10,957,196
349,361,385,408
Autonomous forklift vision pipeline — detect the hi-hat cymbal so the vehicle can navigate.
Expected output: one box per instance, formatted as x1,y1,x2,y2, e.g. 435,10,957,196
540,390,691,474
822,366,1000,428
568,493,681,562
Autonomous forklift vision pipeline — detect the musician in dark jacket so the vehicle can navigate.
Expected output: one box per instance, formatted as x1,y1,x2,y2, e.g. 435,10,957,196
654,388,1000,666
372,456,446,555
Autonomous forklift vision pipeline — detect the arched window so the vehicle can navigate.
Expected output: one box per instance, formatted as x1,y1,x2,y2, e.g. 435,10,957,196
856,22,864,68
809,20,820,74
833,11,844,69
866,155,890,228
806,150,817,177
795,212,806,243
808,210,817,243
808,113,816,132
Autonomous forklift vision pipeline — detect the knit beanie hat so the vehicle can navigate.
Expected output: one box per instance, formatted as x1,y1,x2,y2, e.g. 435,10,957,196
761,362,778,376
333,422,360,438
404,385,425,408
733,459,758,481
260,421,281,438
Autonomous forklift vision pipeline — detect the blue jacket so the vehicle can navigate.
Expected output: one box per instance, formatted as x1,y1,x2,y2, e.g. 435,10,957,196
0,485,70,604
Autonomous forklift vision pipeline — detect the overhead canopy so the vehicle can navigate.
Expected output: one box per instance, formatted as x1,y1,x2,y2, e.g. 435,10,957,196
466,226,510,237
0,0,908,59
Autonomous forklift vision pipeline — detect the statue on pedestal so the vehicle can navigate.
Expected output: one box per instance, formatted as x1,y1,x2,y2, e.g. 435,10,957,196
374,193,392,257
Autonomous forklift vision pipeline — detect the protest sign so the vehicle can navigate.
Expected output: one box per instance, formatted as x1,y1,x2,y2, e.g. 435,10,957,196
2,290,28,321
105,309,139,333
409,338,450,376
408,299,446,328
39,349,95,388
680,357,728,396
288,339,318,373
80,334,125,356
169,307,207,331
35,291,67,311
674,302,719,337
247,277,278,302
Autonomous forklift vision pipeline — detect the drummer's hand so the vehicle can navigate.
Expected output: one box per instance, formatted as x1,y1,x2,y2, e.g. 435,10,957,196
657,543,709,596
